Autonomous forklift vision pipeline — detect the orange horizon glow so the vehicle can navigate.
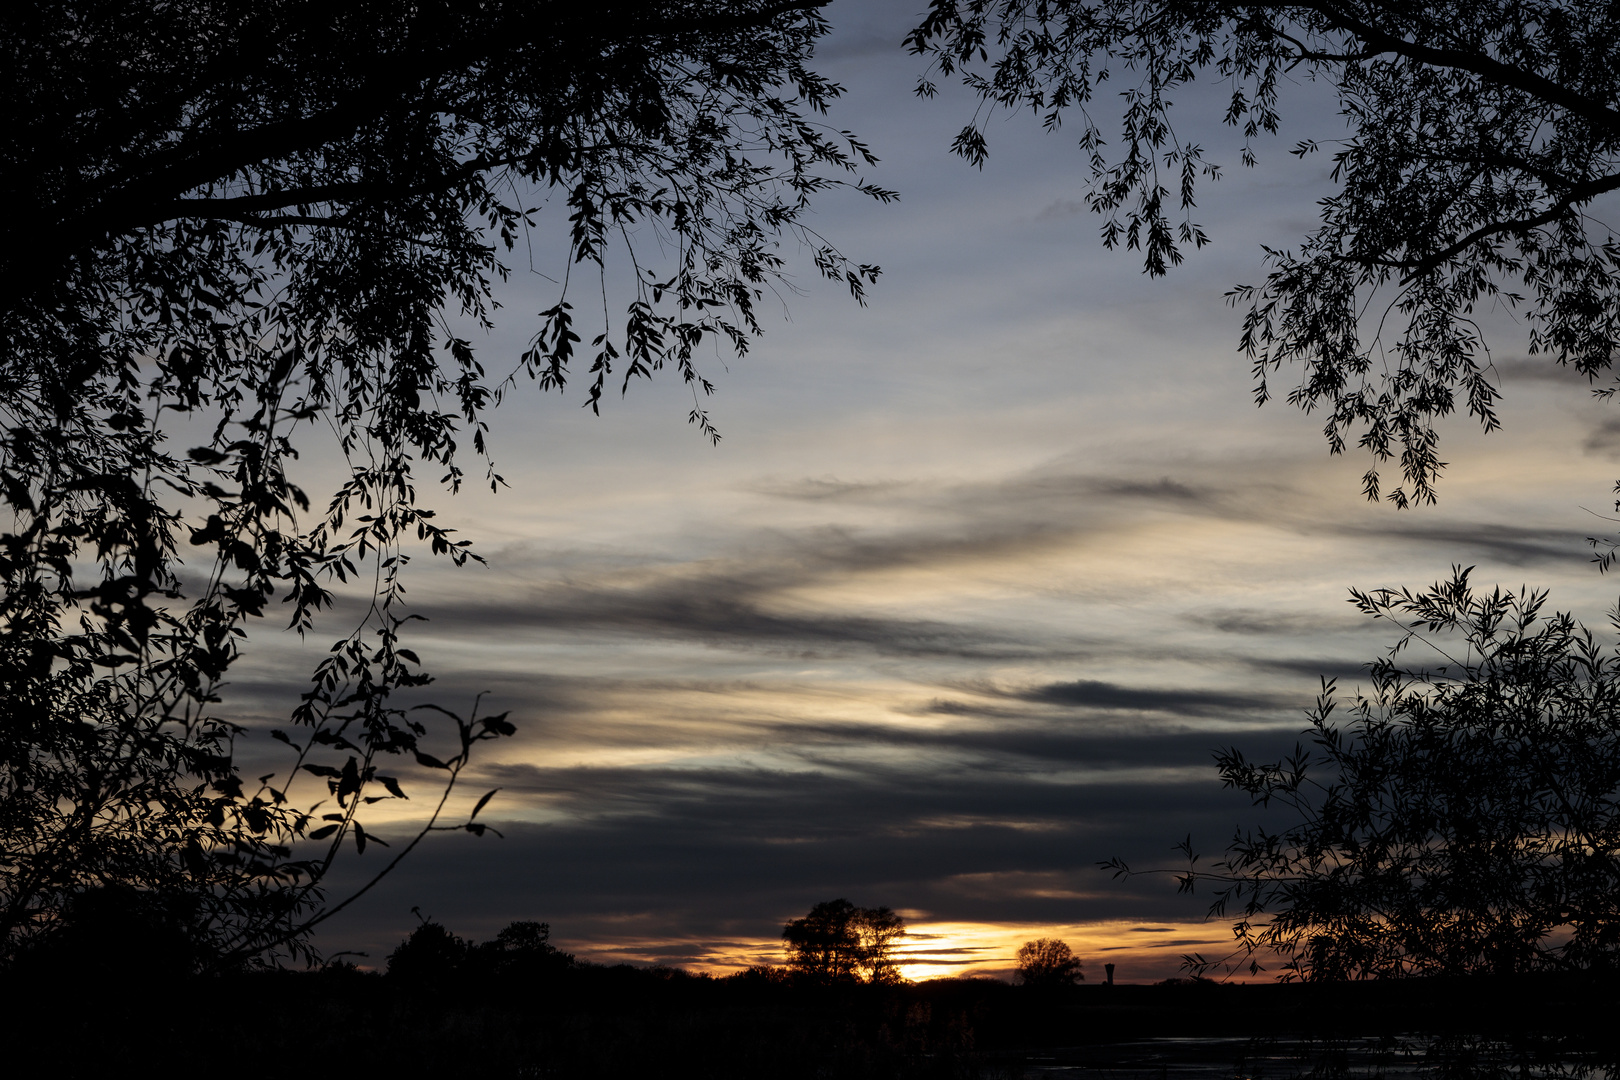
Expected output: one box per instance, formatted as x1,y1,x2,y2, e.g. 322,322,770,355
549,918,1267,986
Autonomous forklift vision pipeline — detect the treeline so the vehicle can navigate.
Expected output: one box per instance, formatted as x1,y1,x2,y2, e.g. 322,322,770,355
372,900,1091,993
9,939,1619,1080
382,917,573,983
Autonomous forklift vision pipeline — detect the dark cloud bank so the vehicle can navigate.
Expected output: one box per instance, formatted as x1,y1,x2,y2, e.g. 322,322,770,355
313,716,1306,968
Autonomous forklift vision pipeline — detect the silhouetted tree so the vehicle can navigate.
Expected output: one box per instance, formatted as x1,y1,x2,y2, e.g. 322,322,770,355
474,919,574,979
1,2,885,970
1014,938,1082,988
783,899,907,982
1114,568,1620,980
909,2,1620,506
386,916,574,984
784,899,863,981
386,918,471,983
856,905,907,984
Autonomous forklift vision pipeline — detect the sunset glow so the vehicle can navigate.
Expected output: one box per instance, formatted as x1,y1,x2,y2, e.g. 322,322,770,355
528,919,1246,986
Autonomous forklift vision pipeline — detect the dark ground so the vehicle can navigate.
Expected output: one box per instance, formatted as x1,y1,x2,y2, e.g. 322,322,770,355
11,966,1620,1078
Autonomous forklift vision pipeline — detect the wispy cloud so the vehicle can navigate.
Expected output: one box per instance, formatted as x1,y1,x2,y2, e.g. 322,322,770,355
1011,678,1287,715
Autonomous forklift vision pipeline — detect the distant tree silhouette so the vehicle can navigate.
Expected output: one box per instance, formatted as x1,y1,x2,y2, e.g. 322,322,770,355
856,905,907,984
475,920,574,979
1111,568,1620,980
1014,938,1082,988
783,899,907,983
386,918,471,983
386,916,573,983
784,899,863,981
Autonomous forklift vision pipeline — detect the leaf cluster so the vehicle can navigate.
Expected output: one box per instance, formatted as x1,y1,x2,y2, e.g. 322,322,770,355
1150,567,1620,981
909,1,1620,505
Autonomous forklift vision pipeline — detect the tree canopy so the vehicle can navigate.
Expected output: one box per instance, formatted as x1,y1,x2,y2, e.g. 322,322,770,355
1014,937,1083,987
908,1,1620,506
782,899,907,983
0,0,886,970
385,916,572,983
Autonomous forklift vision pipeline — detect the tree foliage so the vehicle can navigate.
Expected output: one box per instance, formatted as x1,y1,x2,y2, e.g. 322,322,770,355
385,915,572,983
0,0,885,970
1126,568,1620,981
1014,937,1083,987
908,1,1620,506
782,898,907,983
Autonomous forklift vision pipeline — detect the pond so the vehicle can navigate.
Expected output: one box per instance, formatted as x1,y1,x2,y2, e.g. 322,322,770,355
1013,1035,1614,1079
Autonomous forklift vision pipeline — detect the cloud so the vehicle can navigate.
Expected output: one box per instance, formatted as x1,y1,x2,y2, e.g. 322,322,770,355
1245,656,1378,686
398,462,1338,668
419,576,1045,659
1035,199,1088,221
746,475,920,502
1189,607,1372,636
746,464,1234,518
1330,521,1591,567
996,678,1290,717
1489,356,1608,385
1585,417,1620,459
411,512,1124,659
1084,476,1207,502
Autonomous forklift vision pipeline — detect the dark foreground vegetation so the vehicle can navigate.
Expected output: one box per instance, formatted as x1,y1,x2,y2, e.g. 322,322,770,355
8,960,1620,1079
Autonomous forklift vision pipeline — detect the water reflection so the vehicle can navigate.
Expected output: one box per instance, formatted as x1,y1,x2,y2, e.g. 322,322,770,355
1019,1034,1613,1079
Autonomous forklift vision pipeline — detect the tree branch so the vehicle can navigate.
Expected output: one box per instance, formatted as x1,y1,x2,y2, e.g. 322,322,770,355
1304,0,1620,138
35,1,833,271
1394,170,1620,281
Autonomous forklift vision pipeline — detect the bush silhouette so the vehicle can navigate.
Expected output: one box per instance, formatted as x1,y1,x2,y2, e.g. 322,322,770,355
19,886,210,980
1130,569,1620,980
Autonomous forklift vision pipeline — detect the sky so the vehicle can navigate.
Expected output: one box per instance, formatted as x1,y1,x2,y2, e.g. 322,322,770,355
231,2,1620,982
